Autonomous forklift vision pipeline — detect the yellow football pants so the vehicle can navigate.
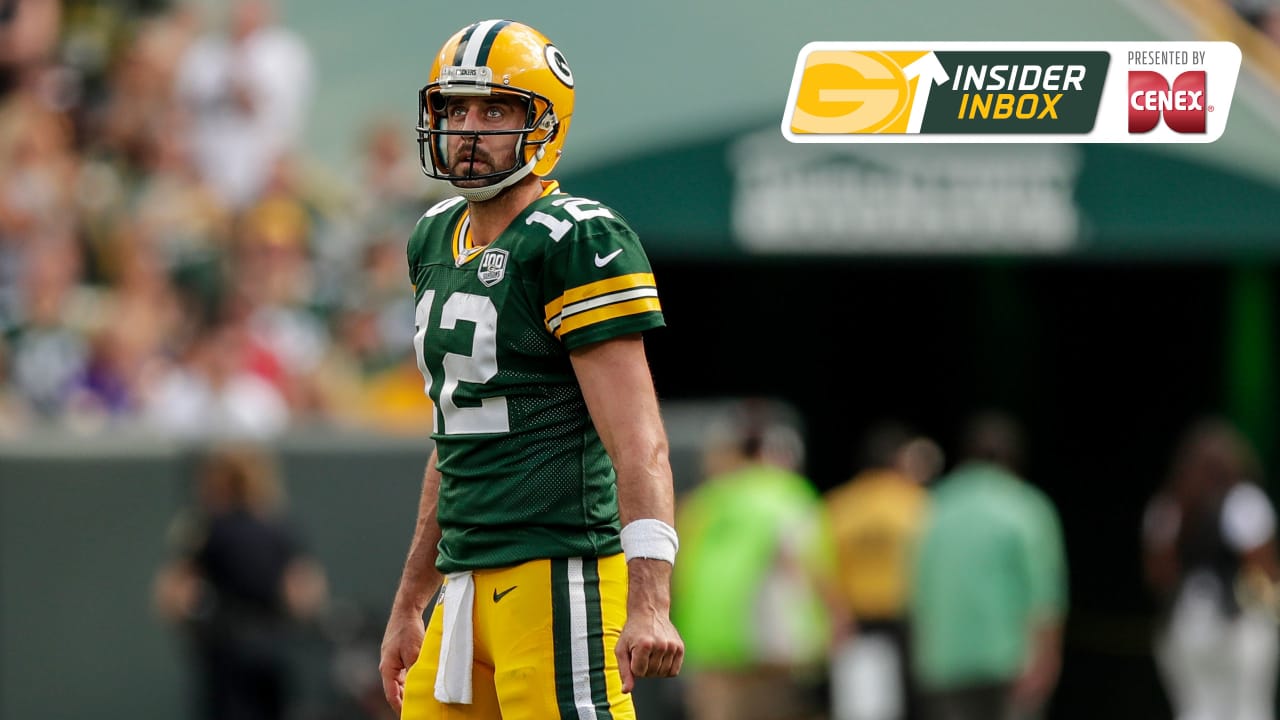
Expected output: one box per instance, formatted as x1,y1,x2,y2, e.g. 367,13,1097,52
402,553,635,719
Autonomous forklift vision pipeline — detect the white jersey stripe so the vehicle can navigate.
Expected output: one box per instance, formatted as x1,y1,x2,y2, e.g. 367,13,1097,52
548,287,659,331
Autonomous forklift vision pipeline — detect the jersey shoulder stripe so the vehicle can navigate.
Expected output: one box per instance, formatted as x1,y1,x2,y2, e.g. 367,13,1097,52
544,273,660,338
525,189,664,345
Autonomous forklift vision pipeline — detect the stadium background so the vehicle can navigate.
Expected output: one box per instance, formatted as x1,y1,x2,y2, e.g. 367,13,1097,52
3,0,1280,718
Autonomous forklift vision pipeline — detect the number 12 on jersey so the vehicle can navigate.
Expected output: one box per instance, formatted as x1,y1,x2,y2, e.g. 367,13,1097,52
414,289,511,435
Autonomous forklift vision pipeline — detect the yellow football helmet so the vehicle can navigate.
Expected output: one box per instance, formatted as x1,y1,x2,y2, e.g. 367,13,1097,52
418,20,575,200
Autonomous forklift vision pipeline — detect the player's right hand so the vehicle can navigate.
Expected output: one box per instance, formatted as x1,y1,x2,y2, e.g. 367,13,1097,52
380,611,426,714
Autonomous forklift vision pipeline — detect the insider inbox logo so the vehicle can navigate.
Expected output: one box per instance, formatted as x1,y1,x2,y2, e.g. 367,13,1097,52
781,42,1241,144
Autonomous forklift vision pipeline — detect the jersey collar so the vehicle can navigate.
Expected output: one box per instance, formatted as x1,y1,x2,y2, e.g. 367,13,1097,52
452,180,563,265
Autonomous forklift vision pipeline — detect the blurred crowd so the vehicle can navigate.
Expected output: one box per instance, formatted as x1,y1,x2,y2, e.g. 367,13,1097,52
672,402,1280,720
0,0,452,441
671,402,1070,720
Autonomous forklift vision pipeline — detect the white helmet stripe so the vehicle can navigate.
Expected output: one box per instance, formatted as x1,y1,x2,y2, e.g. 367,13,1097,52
461,19,505,67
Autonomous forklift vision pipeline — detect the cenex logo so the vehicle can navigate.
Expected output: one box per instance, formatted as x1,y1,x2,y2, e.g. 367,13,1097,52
1128,71,1207,134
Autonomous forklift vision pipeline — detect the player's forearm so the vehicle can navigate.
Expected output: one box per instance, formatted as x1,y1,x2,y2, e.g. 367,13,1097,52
571,336,679,566
613,439,676,527
392,532,442,617
626,558,673,614
610,420,678,611
570,337,676,526
391,451,444,617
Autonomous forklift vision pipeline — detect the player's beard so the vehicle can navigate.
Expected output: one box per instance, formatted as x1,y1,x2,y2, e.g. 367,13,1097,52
450,144,513,188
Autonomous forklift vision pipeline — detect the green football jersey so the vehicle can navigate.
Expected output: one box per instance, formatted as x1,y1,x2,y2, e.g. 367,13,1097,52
407,181,665,573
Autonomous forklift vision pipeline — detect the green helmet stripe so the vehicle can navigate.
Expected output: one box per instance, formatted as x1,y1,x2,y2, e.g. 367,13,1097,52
473,20,513,67
450,22,481,66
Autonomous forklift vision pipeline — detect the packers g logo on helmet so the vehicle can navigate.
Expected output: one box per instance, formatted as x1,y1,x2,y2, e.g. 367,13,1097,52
545,45,573,88
417,19,575,198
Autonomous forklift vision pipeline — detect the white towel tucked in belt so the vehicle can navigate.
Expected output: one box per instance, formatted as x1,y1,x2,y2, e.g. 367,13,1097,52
434,571,474,704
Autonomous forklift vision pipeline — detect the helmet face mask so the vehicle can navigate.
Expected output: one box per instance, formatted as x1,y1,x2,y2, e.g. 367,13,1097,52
417,20,575,194
417,85,554,184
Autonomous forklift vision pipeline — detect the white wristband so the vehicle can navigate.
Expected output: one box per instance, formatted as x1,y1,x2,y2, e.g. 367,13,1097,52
620,519,679,565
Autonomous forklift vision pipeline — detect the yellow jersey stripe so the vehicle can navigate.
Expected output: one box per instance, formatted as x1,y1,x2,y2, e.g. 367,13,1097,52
553,297,662,338
547,286,660,333
555,294,665,335
544,273,656,324
451,212,472,262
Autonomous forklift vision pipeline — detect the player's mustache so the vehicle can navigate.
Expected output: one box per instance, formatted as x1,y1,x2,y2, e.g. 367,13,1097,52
452,142,492,170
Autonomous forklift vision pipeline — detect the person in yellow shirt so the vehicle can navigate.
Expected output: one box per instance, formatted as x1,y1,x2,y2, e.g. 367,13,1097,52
825,422,941,720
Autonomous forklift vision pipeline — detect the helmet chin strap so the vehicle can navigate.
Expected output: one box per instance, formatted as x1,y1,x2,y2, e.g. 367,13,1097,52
452,151,540,203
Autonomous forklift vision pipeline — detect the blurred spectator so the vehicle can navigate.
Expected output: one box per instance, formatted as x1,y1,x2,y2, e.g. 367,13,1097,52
153,442,329,720
673,399,848,720
352,114,449,231
1,63,88,395
57,0,180,134
897,435,947,487
1227,0,1280,43
0,0,62,96
825,422,940,720
175,0,313,209
0,335,31,436
910,410,1068,720
119,91,229,261
61,237,184,428
142,309,291,440
84,2,196,151
1141,416,1280,720
312,341,434,437
0,80,81,257
3,231,94,421
229,161,335,417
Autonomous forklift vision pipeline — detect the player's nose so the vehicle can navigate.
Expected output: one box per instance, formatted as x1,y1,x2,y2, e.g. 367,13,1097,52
452,103,486,133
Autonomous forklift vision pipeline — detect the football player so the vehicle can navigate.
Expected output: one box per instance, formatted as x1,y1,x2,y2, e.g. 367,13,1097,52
378,19,684,720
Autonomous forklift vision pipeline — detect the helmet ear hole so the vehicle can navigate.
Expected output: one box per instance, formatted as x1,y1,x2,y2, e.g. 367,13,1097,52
428,91,448,115
525,100,538,131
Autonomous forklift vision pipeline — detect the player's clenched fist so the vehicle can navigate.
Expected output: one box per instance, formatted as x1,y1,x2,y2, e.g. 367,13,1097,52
615,558,684,694
380,611,426,714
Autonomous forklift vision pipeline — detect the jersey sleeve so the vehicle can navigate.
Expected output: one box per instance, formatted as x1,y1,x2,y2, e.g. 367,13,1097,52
406,214,430,290
538,199,665,350
407,195,466,291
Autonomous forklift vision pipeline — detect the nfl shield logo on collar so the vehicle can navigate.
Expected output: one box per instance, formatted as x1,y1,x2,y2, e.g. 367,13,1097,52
477,248,509,287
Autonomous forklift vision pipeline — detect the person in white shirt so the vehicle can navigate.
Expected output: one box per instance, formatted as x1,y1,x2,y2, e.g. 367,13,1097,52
1142,416,1280,720
174,0,313,210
